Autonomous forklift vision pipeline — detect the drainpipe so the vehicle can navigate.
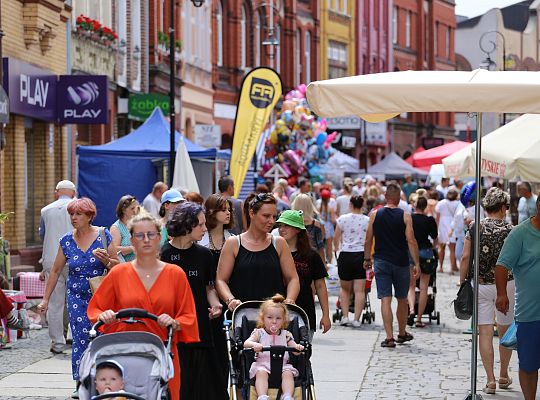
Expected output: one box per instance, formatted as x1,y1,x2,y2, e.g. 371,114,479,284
66,1,73,181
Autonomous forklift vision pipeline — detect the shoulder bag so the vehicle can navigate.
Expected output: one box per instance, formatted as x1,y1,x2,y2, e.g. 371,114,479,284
89,227,108,294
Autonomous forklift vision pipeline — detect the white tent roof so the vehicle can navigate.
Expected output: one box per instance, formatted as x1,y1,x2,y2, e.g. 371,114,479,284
307,69,540,122
324,150,362,173
368,152,428,178
443,113,540,181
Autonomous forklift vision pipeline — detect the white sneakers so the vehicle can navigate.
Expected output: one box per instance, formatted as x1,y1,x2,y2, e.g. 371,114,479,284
340,317,350,326
351,320,362,328
340,317,362,328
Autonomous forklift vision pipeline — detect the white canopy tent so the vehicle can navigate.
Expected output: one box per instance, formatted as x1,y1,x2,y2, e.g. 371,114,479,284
368,152,428,179
443,113,540,181
306,69,540,399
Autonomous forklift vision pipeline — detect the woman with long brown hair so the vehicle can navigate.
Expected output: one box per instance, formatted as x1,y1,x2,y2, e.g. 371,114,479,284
277,210,331,338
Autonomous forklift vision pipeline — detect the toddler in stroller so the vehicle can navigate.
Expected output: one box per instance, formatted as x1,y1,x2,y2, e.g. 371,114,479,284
243,294,304,400
78,309,175,400
225,296,316,400
95,360,125,398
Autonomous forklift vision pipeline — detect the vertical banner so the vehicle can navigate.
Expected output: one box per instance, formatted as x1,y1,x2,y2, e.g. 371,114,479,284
230,67,282,198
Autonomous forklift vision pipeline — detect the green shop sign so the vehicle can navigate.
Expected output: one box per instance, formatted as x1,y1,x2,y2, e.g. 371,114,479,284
128,93,170,120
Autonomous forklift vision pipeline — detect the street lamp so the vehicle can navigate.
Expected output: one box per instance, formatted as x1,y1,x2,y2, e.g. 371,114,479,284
479,30,506,124
260,0,280,67
169,0,206,186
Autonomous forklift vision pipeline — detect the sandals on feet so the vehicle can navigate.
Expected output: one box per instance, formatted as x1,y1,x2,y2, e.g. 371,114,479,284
499,377,512,389
415,321,426,328
396,332,414,344
381,338,396,348
482,381,496,394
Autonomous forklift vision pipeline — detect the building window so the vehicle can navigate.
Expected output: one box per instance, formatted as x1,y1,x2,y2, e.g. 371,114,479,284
296,29,302,84
342,0,348,14
446,26,451,59
240,5,247,68
328,40,347,78
392,6,398,44
406,11,411,48
305,31,311,83
216,1,223,66
255,10,261,66
275,24,281,73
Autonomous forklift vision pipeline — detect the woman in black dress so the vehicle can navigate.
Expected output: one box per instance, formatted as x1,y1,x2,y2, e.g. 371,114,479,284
216,193,300,311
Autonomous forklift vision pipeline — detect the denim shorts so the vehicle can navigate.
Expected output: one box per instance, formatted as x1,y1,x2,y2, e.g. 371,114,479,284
516,320,540,372
373,258,410,299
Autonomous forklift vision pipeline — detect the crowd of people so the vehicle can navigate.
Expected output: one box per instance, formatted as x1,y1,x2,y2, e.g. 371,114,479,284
2,172,539,400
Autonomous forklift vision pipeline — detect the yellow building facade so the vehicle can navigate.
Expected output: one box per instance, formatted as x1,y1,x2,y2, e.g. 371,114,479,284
1,1,71,254
320,0,356,79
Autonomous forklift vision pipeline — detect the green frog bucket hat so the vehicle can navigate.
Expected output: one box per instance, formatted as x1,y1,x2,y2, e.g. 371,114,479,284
276,210,306,230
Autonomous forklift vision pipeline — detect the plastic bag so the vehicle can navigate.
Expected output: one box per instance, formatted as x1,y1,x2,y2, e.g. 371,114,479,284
500,320,517,350
454,279,473,320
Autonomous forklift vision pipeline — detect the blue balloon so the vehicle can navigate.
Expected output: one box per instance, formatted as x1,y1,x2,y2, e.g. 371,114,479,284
461,181,476,206
316,132,327,146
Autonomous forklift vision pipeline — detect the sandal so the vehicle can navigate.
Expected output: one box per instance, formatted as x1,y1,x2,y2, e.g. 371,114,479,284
396,332,414,343
482,381,496,394
415,321,425,328
381,338,396,348
499,377,512,389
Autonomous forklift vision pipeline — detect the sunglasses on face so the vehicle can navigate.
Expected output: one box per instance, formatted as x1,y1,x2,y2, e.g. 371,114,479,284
133,231,159,241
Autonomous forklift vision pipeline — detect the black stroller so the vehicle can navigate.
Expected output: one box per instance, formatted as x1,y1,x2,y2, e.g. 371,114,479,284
224,301,316,400
78,309,175,400
411,268,441,325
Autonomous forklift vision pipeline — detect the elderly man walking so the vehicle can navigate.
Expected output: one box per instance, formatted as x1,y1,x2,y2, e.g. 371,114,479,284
364,182,420,348
39,180,76,354
143,181,168,217
517,181,537,224
496,195,540,400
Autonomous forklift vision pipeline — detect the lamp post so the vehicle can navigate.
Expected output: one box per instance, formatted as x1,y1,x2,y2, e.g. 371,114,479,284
168,0,205,187
260,0,280,68
479,30,506,125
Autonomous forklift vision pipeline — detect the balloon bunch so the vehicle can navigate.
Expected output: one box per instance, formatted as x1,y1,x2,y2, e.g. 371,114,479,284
261,84,336,184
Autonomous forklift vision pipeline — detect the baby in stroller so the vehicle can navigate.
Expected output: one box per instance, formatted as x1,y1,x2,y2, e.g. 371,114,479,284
95,360,125,399
243,294,305,400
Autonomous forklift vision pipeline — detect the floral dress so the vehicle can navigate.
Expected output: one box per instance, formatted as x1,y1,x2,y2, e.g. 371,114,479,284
60,229,112,380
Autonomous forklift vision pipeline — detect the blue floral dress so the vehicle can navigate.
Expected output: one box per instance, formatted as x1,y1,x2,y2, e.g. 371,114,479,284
59,229,112,380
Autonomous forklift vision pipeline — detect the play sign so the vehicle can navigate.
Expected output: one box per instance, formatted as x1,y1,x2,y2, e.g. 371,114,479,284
57,75,108,124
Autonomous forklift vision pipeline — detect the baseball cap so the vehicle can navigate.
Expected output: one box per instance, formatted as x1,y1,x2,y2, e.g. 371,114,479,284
276,210,306,230
56,180,76,191
96,359,124,377
160,189,185,205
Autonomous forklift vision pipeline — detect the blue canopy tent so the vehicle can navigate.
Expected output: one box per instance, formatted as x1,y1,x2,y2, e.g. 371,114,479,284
77,107,216,226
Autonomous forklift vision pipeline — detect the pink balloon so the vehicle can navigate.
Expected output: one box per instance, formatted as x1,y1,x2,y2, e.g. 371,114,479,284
297,84,307,94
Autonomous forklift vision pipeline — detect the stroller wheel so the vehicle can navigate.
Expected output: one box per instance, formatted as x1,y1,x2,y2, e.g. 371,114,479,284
436,312,440,325
371,312,375,322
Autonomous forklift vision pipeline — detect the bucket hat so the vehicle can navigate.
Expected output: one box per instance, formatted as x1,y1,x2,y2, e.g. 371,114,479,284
276,210,305,230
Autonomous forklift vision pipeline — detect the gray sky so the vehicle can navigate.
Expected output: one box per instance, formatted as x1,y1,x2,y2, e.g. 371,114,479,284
454,0,525,18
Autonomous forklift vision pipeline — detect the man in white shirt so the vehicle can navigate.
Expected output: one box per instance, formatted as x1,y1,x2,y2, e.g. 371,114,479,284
39,180,76,354
517,181,538,224
436,177,450,200
142,181,167,217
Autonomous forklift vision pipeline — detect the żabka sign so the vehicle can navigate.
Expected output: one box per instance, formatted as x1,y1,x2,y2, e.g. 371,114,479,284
57,75,108,124
2,58,108,124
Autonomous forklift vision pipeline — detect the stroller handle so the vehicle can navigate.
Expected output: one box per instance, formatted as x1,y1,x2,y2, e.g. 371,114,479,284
89,308,174,353
91,392,145,400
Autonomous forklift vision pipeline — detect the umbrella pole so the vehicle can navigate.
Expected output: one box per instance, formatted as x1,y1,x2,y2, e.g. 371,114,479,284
464,112,484,400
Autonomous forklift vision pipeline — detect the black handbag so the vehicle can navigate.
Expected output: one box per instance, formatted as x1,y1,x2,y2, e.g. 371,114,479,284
419,248,436,274
454,279,473,320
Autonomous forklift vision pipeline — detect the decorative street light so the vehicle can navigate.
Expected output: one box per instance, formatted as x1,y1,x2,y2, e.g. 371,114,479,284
479,30,506,124
260,0,280,67
168,0,206,186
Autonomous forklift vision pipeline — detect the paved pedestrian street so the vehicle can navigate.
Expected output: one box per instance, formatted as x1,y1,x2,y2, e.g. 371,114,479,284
0,264,530,399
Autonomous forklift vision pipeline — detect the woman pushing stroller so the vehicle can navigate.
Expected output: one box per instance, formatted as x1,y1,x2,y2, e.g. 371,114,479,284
243,294,305,400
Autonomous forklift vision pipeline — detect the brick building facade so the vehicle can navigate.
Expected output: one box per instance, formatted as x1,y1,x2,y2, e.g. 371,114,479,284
212,0,320,147
391,0,456,158
0,1,71,255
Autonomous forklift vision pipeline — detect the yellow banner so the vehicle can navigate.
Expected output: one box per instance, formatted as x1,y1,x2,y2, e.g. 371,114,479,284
230,67,282,198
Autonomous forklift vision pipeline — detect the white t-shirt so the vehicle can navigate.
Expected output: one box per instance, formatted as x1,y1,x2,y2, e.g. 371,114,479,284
336,213,369,252
335,195,351,216
142,193,161,217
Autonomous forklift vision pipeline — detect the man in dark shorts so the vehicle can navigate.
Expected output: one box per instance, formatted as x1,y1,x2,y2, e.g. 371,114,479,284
496,195,540,400
364,182,420,348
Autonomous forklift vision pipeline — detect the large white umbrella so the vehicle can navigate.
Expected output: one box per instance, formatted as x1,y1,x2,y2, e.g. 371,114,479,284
307,69,540,399
443,113,540,181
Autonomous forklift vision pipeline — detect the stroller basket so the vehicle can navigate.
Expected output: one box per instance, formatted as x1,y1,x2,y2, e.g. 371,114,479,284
78,331,174,400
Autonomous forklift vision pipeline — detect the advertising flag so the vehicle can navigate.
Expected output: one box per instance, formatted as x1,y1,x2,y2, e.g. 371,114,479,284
230,67,282,198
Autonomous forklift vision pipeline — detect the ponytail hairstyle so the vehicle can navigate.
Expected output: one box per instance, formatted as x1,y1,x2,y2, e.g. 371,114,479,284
256,293,289,330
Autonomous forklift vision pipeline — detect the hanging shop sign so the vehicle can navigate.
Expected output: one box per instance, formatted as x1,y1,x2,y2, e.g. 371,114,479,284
0,86,9,124
57,75,109,124
128,93,170,121
193,124,222,148
3,58,57,122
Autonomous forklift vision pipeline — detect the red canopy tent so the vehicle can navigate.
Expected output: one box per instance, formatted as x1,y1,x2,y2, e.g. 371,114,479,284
411,141,469,169
405,146,425,166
